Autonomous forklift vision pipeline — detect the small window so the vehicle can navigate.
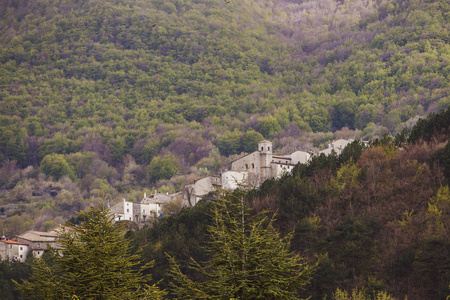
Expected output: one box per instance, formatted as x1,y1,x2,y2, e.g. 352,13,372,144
268,147,270,151
20,255,23,258
20,247,23,250
245,164,248,169
127,209,129,213
252,163,255,169
261,147,263,151
37,251,40,255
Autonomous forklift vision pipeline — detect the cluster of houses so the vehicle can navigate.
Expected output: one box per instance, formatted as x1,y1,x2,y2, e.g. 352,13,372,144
112,139,354,224
1,139,355,262
111,192,180,223
0,230,59,262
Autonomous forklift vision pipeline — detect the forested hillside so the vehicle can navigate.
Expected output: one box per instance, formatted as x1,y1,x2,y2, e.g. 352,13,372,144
1,109,450,298
130,108,450,299
0,0,449,233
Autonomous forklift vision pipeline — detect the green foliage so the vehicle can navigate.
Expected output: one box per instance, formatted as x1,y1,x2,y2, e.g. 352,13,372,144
333,288,396,300
147,154,180,183
15,204,165,300
242,130,264,153
0,258,32,300
0,0,448,180
216,129,243,156
332,99,356,131
168,191,315,299
409,106,450,143
338,140,367,166
258,115,282,138
40,153,76,181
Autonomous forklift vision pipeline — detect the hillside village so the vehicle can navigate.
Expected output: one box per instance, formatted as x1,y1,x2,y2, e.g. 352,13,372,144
0,230,59,262
111,139,354,224
0,139,354,262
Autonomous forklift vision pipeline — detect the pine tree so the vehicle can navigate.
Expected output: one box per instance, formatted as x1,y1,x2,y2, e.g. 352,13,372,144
168,191,315,299
15,204,165,300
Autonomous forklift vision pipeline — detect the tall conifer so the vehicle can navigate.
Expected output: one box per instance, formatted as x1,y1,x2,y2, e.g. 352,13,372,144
168,191,315,299
15,204,165,300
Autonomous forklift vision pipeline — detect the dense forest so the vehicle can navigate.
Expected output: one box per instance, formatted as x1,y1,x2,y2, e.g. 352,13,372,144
2,107,450,299
0,0,449,298
130,107,450,299
0,0,448,235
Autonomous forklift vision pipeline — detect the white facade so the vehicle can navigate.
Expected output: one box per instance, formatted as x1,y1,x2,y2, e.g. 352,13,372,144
230,140,310,186
184,177,216,207
221,171,248,190
0,239,29,262
112,199,134,222
112,193,173,223
288,150,311,165
319,139,354,156
271,163,295,179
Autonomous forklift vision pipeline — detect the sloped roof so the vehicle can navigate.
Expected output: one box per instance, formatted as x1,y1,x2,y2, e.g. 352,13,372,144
0,239,28,245
17,230,58,242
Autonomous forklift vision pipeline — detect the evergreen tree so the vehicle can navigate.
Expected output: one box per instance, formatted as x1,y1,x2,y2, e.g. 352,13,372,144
15,204,165,300
168,191,315,299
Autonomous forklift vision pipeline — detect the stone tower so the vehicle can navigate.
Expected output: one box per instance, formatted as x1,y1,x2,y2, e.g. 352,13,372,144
258,140,272,183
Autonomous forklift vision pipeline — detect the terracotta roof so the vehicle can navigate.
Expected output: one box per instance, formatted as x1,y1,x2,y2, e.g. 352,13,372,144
0,239,28,245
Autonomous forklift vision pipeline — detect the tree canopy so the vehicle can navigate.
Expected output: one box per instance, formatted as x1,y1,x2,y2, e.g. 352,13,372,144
168,191,315,299
15,204,166,300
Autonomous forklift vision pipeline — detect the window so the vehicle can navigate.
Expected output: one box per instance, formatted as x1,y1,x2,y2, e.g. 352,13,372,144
20,247,23,250
252,163,255,169
268,147,270,151
37,251,40,255
261,147,263,151
245,164,248,169
127,209,129,213
20,255,23,258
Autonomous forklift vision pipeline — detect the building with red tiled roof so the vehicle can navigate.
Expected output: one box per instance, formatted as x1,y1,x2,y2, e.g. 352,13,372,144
14,230,60,259
0,236,29,262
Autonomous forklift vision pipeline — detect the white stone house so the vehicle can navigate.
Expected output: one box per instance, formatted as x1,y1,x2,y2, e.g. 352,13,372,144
221,171,248,190
319,139,354,156
14,230,59,259
111,199,134,222
0,237,29,262
287,150,311,165
112,192,178,223
183,176,217,207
